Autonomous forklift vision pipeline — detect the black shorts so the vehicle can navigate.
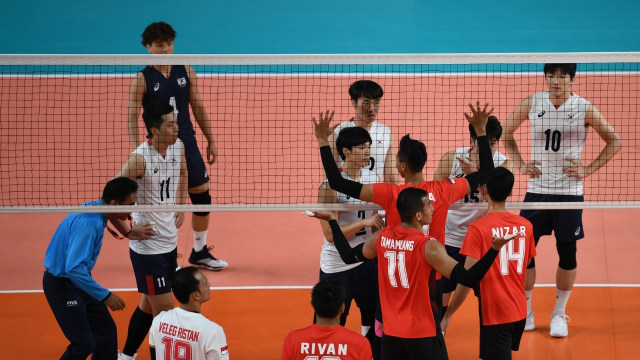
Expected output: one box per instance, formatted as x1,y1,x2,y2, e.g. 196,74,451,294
182,140,210,189
129,248,178,295
319,258,379,326
519,192,584,241
382,333,448,360
438,245,467,294
479,318,526,360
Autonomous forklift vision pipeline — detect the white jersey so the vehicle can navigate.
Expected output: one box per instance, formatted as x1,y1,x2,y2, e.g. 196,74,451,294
527,91,589,195
149,307,229,360
320,169,379,273
129,139,183,255
334,119,392,179
444,147,507,248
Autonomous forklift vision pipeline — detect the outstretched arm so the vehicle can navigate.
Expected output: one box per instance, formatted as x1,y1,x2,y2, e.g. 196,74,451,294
309,211,377,263
425,233,515,288
312,111,374,202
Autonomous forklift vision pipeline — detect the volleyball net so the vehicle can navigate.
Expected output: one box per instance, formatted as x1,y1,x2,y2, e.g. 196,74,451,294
0,53,638,213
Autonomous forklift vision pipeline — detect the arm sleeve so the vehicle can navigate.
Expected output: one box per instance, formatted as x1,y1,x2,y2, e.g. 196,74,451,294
465,135,494,191
320,146,363,199
65,220,110,301
329,220,366,264
449,248,499,288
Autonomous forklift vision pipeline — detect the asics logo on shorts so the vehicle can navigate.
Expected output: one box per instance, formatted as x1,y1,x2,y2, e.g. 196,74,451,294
575,227,581,236
66,300,78,307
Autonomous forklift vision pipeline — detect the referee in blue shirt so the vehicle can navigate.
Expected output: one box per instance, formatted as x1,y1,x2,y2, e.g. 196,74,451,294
43,177,152,360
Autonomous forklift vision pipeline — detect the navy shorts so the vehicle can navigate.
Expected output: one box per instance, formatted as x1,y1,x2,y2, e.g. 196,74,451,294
129,248,178,295
319,258,379,326
180,137,210,189
438,245,467,294
382,333,448,360
519,192,584,242
479,318,526,360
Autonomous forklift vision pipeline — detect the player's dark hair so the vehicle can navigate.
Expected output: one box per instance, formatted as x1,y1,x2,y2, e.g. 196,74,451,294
348,80,384,102
397,187,428,223
397,134,427,173
335,127,372,161
102,177,138,204
142,102,174,137
469,115,503,141
141,21,177,47
485,167,514,203
171,266,201,304
311,276,345,318
543,63,577,80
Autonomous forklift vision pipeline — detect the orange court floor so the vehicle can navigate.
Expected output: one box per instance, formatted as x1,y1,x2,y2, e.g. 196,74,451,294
0,209,639,359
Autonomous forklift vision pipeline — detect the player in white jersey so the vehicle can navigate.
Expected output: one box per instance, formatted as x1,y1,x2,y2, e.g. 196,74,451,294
504,63,622,337
329,80,397,183
113,102,188,359
433,116,512,320
317,126,384,355
150,267,229,360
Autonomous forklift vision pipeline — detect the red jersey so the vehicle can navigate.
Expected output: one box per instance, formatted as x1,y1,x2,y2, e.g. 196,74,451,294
461,212,537,325
372,178,468,245
376,225,439,338
281,324,372,360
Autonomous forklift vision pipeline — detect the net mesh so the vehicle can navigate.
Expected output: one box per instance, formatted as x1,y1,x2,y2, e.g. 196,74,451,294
0,53,638,212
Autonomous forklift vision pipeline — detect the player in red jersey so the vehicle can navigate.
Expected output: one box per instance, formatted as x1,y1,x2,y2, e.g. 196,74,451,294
282,276,372,360
441,167,536,360
312,101,495,245
311,187,514,359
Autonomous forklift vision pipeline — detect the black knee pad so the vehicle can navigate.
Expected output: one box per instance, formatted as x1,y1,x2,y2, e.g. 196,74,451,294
189,190,211,217
556,241,577,270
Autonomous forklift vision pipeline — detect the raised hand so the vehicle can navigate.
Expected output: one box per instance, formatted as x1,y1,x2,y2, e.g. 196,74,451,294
464,101,494,136
312,110,337,146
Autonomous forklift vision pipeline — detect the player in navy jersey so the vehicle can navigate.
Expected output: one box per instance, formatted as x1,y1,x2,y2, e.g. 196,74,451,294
128,21,228,273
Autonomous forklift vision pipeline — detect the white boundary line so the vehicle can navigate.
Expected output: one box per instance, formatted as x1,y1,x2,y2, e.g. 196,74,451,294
1,283,638,294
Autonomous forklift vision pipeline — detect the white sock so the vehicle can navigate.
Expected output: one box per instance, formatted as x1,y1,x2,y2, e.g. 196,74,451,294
553,289,572,315
525,290,533,315
193,230,208,251
361,325,370,336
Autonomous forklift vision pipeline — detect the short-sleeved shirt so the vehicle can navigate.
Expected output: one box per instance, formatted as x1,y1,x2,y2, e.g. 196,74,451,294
377,225,438,338
461,212,537,325
372,178,468,244
150,307,229,360
281,324,372,360
129,139,183,255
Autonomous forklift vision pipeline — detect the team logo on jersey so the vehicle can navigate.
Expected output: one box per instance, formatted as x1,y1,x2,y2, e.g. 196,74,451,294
177,77,187,87
221,346,229,355
153,83,160,91
377,140,383,145
567,114,576,123
538,110,545,117
154,168,159,173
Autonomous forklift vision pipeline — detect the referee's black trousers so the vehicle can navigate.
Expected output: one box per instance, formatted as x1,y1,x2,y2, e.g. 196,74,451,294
43,271,117,360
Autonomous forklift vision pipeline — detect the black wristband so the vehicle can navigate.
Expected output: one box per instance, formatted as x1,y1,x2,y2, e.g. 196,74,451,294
476,135,495,175
449,247,499,287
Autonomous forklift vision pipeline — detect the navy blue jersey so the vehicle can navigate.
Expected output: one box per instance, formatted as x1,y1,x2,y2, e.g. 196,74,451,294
141,65,197,146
